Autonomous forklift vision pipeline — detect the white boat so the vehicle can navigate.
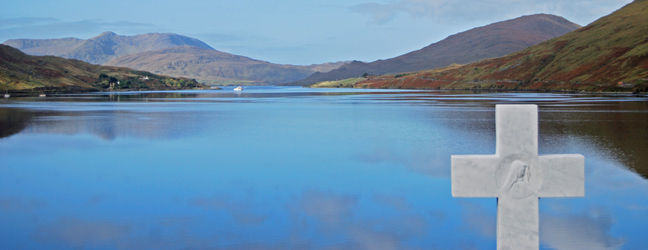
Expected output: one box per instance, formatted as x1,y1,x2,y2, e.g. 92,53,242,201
233,86,243,91
3,94,10,98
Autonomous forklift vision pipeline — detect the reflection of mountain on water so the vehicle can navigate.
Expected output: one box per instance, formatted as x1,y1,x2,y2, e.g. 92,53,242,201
0,108,33,139
540,101,648,179
5,108,212,141
3,90,647,178
396,94,648,179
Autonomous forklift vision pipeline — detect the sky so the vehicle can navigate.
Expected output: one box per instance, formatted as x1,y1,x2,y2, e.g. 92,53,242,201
0,0,634,65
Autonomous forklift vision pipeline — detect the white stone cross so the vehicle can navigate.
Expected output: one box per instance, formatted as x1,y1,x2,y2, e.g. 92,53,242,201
451,104,584,250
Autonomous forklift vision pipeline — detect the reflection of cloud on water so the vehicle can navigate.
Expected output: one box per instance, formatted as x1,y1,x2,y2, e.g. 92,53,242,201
625,204,648,211
4,107,213,141
585,153,648,192
189,196,268,226
37,110,209,141
286,189,439,249
347,227,401,250
461,200,626,250
115,216,214,250
458,200,496,238
295,190,358,226
33,217,131,248
355,147,450,178
540,208,625,250
373,193,411,212
0,197,47,212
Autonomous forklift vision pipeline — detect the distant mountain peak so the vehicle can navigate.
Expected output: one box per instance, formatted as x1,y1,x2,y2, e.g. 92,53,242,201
104,45,347,84
3,32,347,85
354,0,648,92
96,31,118,37
290,13,581,86
3,32,215,65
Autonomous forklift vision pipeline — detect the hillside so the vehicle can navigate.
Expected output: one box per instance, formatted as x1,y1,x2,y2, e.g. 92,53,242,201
353,0,648,92
105,46,346,85
290,14,580,86
5,32,347,85
4,32,214,65
0,45,206,94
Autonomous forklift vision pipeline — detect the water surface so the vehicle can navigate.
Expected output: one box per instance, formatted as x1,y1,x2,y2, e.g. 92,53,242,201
1,87,647,249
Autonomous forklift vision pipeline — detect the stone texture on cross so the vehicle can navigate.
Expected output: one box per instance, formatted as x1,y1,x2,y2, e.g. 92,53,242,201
451,104,584,250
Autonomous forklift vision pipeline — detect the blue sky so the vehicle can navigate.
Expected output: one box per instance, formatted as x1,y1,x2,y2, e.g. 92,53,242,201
0,0,633,65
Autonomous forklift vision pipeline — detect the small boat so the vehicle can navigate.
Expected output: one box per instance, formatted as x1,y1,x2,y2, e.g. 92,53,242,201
39,94,47,97
233,86,243,91
3,93,9,98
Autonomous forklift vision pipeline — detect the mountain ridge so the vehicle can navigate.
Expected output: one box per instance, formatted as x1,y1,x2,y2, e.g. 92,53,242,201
105,45,347,84
4,32,214,65
289,14,581,86
352,0,648,92
4,32,347,85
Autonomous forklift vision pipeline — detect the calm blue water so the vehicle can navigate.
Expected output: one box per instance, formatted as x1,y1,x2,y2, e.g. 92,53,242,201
1,86,647,249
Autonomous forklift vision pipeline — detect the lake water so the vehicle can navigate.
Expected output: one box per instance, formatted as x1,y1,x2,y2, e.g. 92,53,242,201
1,86,647,250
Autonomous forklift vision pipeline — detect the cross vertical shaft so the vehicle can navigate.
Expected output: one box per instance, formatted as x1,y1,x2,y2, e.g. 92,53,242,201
496,105,537,157
451,104,584,250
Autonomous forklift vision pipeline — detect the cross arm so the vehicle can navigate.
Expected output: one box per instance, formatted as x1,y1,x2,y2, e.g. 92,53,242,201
537,154,585,197
451,155,500,197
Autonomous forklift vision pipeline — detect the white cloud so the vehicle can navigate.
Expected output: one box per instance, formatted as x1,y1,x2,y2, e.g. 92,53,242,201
0,17,59,29
350,2,400,25
188,196,268,226
295,190,359,225
0,17,157,41
350,0,633,26
355,147,451,177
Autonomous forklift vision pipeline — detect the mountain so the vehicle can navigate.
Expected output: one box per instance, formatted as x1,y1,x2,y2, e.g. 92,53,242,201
4,32,347,85
290,14,581,86
352,0,648,92
3,32,214,65
105,46,347,85
0,44,206,94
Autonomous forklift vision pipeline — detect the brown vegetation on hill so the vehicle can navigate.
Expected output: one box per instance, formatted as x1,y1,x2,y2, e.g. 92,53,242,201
291,14,580,86
0,45,206,94
355,0,648,92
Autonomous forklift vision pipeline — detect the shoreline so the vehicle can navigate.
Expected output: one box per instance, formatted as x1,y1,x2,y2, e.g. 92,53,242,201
2,86,220,97
307,85,648,95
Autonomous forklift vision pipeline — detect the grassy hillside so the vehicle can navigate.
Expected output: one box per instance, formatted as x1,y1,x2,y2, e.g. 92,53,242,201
0,45,207,94
309,78,367,88
4,32,348,85
105,45,347,85
291,14,580,86
354,0,648,92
